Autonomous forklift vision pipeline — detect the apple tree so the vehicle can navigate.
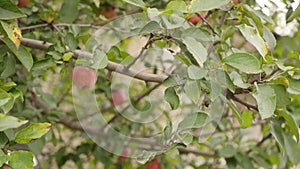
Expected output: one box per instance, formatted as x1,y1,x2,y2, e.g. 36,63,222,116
1,0,300,168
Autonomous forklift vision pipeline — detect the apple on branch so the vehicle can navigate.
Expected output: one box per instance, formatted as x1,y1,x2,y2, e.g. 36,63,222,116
18,0,30,8
110,89,126,106
72,66,97,90
187,13,207,25
118,147,130,162
146,158,161,169
100,4,117,19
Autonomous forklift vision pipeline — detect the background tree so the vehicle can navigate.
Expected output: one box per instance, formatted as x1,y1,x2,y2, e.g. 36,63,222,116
0,0,300,168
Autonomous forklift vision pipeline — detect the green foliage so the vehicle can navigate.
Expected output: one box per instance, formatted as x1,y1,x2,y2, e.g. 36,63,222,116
0,0,300,168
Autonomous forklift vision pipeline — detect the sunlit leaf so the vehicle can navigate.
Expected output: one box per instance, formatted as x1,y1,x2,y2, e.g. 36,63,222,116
0,113,28,131
15,123,52,144
237,24,268,58
223,53,261,74
189,0,231,12
9,150,34,169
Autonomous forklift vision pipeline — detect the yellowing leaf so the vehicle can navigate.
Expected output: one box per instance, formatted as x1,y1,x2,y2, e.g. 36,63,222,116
12,26,22,48
0,21,22,48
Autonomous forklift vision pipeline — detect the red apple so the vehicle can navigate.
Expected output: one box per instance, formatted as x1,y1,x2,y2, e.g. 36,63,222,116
118,147,130,162
110,89,126,106
100,5,117,19
188,13,206,25
188,16,202,25
146,158,161,169
18,0,30,8
3,165,12,169
72,66,97,90
232,0,239,4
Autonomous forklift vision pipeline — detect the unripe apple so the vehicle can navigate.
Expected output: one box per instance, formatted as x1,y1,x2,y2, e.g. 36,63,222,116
118,147,130,162
18,0,30,8
72,66,97,90
146,158,161,169
110,89,126,106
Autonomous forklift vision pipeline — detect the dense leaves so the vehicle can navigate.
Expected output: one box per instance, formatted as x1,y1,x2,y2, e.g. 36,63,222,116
0,0,299,168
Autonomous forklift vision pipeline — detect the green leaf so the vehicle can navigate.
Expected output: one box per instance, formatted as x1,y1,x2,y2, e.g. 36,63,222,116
163,120,172,141
91,50,108,69
225,72,235,92
237,24,268,58
189,0,230,12
178,132,193,145
263,26,276,52
271,84,290,106
278,111,299,142
161,14,186,29
227,100,242,124
62,52,73,61
9,150,34,169
163,75,185,87
241,109,253,128
0,132,8,148
244,5,264,36
136,151,156,164
253,84,276,119
140,21,161,34
218,144,237,158
187,65,207,80
0,0,26,20
15,123,52,144
123,0,146,8
251,154,272,169
287,4,300,22
287,78,300,94
223,53,261,74
178,112,208,131
0,113,28,131
270,121,284,150
0,155,9,167
184,80,201,103
58,0,80,23
235,152,254,169
32,58,55,70
0,89,11,107
1,37,33,71
182,28,214,42
164,87,179,110
66,32,78,51
166,0,187,12
230,72,251,89
93,0,100,8
282,131,300,164
1,53,16,78
182,37,207,67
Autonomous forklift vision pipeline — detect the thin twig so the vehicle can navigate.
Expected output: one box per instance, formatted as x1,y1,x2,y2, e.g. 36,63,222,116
231,95,258,111
126,35,171,69
197,13,219,35
226,90,258,111
178,147,215,157
246,134,272,154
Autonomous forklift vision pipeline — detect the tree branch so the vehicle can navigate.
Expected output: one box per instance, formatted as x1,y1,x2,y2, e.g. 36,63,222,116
19,38,167,83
